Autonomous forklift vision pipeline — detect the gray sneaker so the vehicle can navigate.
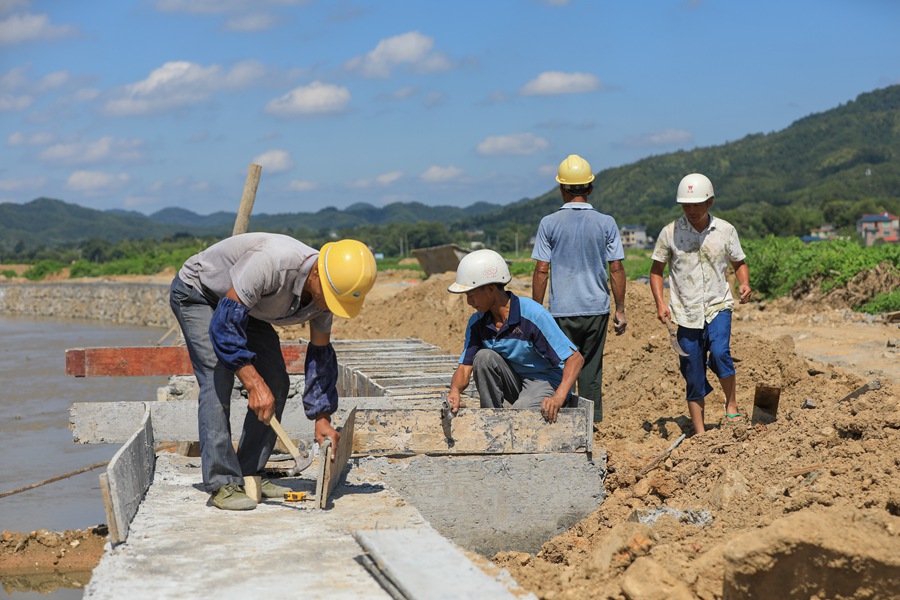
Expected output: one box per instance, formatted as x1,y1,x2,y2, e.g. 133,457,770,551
211,483,257,510
260,479,291,499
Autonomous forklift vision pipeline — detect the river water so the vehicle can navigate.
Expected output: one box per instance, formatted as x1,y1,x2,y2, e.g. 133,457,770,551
0,315,167,598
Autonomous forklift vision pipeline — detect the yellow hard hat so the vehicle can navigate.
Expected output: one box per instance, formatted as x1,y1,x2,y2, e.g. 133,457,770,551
317,239,377,319
556,154,595,186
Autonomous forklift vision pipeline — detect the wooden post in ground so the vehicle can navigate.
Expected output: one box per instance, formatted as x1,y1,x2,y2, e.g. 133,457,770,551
232,163,262,237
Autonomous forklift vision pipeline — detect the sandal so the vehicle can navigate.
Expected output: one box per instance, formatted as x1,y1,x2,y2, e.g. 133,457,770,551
724,404,744,423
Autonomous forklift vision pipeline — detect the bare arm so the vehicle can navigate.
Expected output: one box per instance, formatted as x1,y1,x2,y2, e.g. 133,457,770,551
532,260,550,304
542,349,584,424
731,260,752,303
608,259,627,335
447,364,473,414
649,260,669,324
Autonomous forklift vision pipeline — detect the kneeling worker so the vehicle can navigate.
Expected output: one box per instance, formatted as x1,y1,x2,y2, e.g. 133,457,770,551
446,249,584,423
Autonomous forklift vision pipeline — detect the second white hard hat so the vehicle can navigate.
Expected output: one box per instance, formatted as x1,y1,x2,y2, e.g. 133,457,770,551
676,173,715,203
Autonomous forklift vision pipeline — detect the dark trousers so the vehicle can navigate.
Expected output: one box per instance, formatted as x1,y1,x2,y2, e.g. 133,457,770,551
554,313,609,422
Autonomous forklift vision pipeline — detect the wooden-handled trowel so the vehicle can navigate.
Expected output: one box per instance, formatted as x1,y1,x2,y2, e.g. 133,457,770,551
269,416,313,475
665,317,688,357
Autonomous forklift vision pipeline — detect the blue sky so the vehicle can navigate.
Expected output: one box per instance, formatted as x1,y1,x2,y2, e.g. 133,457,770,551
2,0,899,217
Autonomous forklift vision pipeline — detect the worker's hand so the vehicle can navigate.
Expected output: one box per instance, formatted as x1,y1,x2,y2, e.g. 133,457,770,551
447,390,461,414
656,306,671,325
247,382,276,425
540,394,566,424
613,309,627,335
314,415,340,461
738,283,752,304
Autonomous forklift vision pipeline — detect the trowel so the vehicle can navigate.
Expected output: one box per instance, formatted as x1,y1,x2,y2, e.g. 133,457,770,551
665,317,688,357
439,391,455,448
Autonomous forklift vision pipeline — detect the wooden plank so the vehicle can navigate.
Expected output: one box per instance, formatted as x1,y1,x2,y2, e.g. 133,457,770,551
65,343,307,377
317,407,356,509
353,528,519,600
353,407,588,455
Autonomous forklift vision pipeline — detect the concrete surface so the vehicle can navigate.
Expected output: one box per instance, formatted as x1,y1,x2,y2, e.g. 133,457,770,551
86,452,489,599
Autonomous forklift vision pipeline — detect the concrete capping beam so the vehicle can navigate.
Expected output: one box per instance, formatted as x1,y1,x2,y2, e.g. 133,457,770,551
353,527,528,600
70,400,591,454
101,403,155,545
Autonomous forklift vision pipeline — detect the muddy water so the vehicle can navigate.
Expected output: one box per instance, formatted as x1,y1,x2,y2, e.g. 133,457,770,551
0,316,167,598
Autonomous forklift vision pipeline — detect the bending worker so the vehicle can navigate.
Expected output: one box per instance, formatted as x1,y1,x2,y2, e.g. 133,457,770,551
169,233,376,510
446,249,584,424
532,154,627,423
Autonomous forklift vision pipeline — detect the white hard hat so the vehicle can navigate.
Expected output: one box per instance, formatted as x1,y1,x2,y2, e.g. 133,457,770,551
448,249,511,293
676,173,715,204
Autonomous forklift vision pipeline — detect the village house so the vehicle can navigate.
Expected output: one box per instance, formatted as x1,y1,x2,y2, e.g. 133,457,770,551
619,224,649,249
857,212,899,246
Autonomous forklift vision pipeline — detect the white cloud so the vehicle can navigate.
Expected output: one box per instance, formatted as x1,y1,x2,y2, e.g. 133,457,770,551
348,171,404,188
0,12,76,45
0,93,32,111
264,81,350,116
39,136,145,165
622,128,693,148
288,180,317,192
519,71,601,96
344,31,451,78
420,165,463,182
253,149,293,173
476,133,549,156
66,170,130,193
7,131,53,146
104,60,266,116
155,0,308,15
0,176,47,191
225,13,277,32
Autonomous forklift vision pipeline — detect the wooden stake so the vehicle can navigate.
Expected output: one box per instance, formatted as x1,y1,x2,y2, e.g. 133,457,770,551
232,163,262,236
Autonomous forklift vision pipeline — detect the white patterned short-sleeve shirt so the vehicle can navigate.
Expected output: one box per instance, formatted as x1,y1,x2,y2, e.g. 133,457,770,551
651,215,745,329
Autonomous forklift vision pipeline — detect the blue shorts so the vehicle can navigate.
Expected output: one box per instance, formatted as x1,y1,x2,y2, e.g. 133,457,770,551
677,310,735,402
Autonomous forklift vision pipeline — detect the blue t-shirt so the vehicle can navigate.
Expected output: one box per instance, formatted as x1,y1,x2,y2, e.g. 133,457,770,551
531,202,624,317
458,292,575,388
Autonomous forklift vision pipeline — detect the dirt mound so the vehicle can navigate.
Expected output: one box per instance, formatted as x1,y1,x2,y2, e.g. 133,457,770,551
0,526,107,594
781,260,900,313
294,272,900,598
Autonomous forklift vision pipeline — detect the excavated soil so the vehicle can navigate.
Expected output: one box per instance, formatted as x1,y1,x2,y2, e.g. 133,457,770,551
0,526,108,594
302,269,900,599
4,267,899,598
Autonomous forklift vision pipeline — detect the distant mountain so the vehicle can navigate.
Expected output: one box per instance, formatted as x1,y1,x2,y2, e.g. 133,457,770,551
0,197,503,251
462,85,900,240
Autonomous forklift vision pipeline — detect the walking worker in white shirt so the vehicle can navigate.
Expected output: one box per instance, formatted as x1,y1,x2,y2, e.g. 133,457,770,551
649,173,752,435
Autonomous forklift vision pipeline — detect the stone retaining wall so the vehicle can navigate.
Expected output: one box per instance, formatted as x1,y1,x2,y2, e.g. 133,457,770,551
0,283,174,328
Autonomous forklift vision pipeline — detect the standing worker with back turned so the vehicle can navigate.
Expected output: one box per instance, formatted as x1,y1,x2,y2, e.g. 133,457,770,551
532,154,627,423
649,173,752,435
169,233,376,510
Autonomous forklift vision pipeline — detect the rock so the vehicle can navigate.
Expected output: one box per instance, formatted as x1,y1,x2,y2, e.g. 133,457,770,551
707,469,749,510
621,557,694,600
589,522,657,572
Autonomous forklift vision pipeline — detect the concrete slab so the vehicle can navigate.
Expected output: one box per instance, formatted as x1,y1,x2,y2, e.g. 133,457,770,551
85,452,426,599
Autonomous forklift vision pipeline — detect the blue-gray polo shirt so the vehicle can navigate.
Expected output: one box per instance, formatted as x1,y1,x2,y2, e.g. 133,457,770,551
532,202,624,317
459,292,575,388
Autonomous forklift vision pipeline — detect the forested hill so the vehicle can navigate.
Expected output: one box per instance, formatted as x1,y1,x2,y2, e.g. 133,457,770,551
2,85,899,253
465,84,900,240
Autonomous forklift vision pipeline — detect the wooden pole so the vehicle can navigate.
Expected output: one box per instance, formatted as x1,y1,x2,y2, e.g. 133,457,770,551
0,462,109,500
232,163,262,236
